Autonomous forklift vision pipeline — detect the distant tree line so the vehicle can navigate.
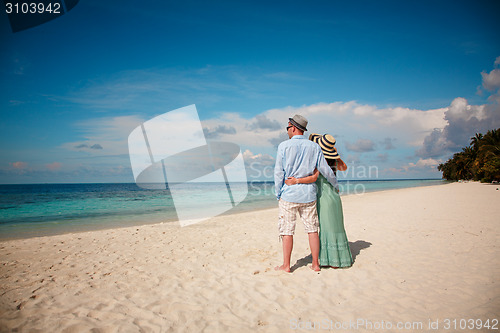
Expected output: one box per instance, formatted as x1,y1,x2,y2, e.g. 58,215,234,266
438,129,500,182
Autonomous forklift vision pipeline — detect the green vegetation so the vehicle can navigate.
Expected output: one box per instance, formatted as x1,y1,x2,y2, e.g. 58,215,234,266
438,129,500,182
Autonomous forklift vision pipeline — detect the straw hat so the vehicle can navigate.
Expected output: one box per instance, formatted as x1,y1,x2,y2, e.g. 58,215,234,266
309,133,339,159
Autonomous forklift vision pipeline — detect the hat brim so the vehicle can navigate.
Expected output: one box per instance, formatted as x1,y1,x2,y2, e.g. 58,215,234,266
309,133,340,159
323,151,340,159
309,133,321,143
289,118,307,132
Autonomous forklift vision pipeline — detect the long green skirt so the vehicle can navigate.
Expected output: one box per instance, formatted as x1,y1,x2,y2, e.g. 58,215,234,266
317,175,353,268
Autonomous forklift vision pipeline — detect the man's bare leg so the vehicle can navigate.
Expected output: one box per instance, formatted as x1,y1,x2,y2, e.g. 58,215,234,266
308,232,320,271
275,235,293,272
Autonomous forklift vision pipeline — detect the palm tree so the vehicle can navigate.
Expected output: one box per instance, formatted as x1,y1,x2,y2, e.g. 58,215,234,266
438,129,500,182
455,146,475,180
470,133,483,152
469,133,482,179
477,129,500,182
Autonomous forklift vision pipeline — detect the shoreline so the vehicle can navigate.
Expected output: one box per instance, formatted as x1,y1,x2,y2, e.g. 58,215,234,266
0,200,279,242
0,179,448,242
0,181,498,332
0,178,444,186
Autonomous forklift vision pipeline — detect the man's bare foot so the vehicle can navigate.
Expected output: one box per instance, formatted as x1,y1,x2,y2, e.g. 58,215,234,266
274,265,291,273
310,264,321,272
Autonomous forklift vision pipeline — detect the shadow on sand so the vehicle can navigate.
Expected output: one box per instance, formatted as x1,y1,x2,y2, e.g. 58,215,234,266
350,240,372,262
290,240,372,272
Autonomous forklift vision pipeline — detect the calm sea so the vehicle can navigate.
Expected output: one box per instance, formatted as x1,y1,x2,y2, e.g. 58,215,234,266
0,179,447,240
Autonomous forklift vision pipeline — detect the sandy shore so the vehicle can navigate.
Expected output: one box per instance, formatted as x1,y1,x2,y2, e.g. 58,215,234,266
0,182,499,332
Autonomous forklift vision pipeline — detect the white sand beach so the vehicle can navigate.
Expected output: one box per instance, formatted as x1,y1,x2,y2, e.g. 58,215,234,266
0,182,499,332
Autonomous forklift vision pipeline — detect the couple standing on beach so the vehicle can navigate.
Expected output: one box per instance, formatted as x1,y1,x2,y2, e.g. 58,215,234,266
274,115,353,272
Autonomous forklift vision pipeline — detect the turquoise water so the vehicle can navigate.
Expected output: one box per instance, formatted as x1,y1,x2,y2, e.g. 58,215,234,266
0,179,447,240
338,179,449,195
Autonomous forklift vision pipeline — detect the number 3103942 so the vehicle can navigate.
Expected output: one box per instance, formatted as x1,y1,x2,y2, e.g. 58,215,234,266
5,2,62,14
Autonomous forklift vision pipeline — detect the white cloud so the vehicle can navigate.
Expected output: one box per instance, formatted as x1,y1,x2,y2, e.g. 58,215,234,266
66,100,450,176
481,69,500,92
242,149,275,180
406,158,442,170
240,101,449,164
418,57,500,159
201,112,281,148
60,98,477,181
246,114,281,131
418,96,500,158
204,125,237,139
243,149,275,166
383,158,443,178
194,101,453,179
56,57,500,181
345,139,376,152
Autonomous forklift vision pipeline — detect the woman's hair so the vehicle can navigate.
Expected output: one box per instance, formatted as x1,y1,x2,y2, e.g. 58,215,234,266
326,158,337,172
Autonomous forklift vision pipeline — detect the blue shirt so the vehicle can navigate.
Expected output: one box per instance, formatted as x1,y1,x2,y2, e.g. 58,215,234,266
274,135,338,203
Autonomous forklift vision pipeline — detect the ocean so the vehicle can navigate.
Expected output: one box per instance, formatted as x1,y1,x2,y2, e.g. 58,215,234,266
0,179,447,240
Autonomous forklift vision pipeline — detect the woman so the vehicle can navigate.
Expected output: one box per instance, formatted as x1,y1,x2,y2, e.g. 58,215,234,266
285,134,353,268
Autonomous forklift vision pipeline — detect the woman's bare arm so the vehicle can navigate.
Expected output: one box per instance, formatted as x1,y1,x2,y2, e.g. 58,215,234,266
284,168,319,185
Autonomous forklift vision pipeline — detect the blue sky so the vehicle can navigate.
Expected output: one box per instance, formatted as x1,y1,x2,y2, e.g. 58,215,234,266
1,0,500,183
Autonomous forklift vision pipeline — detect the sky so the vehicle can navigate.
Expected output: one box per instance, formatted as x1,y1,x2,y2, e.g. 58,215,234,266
1,0,500,183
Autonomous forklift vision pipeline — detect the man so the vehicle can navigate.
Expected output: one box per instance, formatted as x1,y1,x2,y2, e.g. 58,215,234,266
274,114,338,272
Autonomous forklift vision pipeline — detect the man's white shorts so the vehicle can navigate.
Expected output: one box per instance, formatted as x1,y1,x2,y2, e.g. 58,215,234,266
278,199,319,237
